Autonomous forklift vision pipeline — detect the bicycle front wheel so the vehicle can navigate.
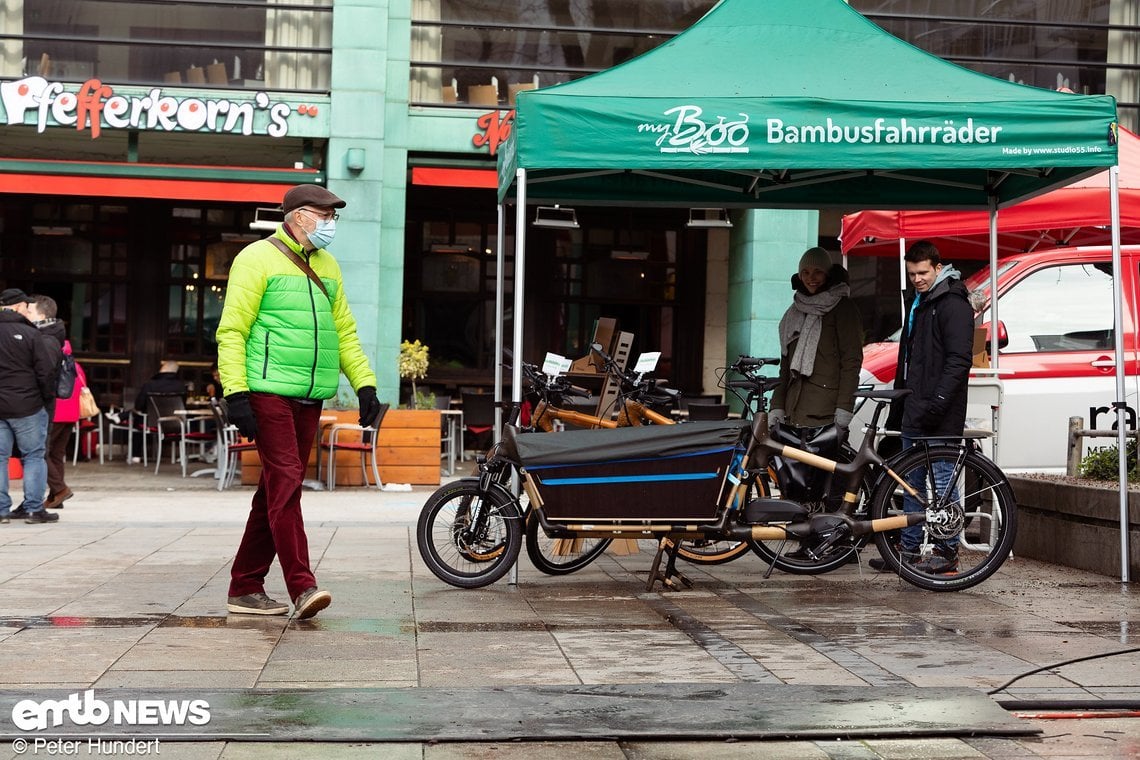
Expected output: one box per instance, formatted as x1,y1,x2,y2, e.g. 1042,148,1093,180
868,444,1017,592
673,477,766,565
525,512,612,574
416,479,523,589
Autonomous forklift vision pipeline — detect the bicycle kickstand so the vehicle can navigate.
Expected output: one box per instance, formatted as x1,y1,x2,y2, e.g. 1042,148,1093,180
646,535,693,592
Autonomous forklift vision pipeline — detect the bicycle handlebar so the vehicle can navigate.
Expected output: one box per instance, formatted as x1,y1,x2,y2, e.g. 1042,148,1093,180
731,355,780,370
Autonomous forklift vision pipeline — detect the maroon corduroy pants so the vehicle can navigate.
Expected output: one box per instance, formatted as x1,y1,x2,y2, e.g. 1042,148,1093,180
228,393,323,601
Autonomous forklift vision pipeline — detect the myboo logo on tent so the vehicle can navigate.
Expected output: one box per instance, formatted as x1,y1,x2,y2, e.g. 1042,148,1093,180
10,689,210,731
639,105,751,154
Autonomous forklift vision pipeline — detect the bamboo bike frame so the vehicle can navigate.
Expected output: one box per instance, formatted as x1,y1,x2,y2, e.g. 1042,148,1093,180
530,397,675,432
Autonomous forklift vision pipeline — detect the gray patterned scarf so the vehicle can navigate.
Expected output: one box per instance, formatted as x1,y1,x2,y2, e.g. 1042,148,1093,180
778,283,850,377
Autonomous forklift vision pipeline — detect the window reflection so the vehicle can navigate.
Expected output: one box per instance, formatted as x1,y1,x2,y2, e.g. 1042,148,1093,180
851,0,1136,129
2,0,332,91
410,0,717,106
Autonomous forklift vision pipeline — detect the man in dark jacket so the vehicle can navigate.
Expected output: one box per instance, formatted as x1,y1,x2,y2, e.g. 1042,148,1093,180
872,241,974,574
135,360,185,414
0,288,60,524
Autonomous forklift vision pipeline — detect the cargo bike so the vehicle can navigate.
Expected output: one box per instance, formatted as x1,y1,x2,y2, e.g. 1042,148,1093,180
416,385,1017,593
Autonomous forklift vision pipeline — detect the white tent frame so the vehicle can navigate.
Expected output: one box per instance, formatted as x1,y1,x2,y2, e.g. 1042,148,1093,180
495,168,1130,584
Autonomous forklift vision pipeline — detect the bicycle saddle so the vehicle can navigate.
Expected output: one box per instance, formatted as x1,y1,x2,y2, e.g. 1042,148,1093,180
852,388,912,401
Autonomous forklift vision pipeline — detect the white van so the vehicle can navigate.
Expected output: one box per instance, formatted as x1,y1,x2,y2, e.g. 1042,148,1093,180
856,245,1139,472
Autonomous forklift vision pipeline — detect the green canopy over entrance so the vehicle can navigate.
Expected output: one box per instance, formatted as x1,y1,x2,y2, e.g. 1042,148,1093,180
498,0,1118,208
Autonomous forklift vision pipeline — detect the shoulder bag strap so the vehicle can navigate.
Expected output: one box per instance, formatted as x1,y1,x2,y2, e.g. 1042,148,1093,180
266,236,331,301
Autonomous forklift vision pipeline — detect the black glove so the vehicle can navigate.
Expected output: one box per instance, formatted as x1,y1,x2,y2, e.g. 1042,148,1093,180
225,392,258,441
358,386,381,428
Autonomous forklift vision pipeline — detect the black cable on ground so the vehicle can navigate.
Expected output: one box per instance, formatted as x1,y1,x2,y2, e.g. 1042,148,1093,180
995,699,1140,713
987,647,1140,696
987,646,1140,717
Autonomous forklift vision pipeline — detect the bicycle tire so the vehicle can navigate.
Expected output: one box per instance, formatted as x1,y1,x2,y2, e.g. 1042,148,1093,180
416,479,522,589
674,537,754,565
749,455,872,575
672,478,766,565
524,512,612,575
868,444,1017,592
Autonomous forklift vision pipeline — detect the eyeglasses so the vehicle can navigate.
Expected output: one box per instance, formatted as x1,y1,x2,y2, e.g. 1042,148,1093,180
298,207,340,222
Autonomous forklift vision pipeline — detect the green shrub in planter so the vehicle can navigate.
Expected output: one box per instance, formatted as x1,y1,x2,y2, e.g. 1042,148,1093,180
1078,438,1139,482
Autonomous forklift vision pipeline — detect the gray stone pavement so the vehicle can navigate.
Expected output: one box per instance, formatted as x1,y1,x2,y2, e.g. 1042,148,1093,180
0,458,1138,758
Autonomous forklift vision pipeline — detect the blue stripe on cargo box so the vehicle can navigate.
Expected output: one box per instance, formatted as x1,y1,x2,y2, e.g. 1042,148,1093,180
541,472,719,486
525,446,735,472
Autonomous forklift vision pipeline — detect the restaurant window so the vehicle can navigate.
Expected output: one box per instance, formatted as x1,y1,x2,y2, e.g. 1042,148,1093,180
0,0,332,92
405,190,506,370
165,206,256,358
410,0,718,107
404,183,697,383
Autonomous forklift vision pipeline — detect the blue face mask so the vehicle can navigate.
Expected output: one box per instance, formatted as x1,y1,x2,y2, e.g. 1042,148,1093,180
307,217,336,249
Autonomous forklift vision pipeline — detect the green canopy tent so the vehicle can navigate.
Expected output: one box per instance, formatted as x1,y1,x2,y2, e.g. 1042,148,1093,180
493,0,1128,579
497,0,1117,210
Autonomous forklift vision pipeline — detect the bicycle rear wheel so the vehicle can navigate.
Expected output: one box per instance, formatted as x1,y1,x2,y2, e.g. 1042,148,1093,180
417,479,522,589
525,512,612,574
868,444,1017,592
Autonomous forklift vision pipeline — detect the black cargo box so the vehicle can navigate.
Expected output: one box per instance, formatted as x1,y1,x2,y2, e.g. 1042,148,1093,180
516,421,747,521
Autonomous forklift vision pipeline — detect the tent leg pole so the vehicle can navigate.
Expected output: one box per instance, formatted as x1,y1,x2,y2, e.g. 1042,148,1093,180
1110,165,1130,583
507,169,528,587
898,237,906,323
494,202,505,442
988,199,999,372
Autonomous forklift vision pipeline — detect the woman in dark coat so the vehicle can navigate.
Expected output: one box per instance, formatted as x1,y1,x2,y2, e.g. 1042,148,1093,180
769,247,864,442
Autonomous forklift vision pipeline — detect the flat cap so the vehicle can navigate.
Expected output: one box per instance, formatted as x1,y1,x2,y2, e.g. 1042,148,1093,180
282,184,346,214
0,287,33,306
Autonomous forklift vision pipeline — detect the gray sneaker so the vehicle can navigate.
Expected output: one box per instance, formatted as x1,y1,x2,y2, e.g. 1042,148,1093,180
25,510,60,524
293,587,332,619
227,592,289,616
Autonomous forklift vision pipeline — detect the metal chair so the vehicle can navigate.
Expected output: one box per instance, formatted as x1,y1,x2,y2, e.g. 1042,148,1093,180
460,392,496,457
319,403,390,490
435,395,459,475
146,393,212,477
102,406,147,465
72,415,101,465
209,397,257,490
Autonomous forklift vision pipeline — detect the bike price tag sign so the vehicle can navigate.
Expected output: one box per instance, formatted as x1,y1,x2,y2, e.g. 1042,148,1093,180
542,352,572,376
633,352,661,373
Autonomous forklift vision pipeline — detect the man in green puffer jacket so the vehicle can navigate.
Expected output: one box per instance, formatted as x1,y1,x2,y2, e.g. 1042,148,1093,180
217,183,382,620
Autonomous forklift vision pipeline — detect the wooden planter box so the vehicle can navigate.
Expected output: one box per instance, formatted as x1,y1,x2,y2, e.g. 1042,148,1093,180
1009,475,1140,577
240,408,441,487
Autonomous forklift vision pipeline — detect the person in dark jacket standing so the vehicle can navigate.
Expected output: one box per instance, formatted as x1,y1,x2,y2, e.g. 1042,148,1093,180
0,288,60,524
871,240,974,574
29,295,83,509
216,183,381,620
770,247,863,440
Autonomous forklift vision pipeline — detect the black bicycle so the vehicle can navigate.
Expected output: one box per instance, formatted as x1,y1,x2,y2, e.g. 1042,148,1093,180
418,384,1018,593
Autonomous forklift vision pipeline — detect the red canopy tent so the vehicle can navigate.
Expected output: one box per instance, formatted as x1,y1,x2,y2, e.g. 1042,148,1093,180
839,127,1140,260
